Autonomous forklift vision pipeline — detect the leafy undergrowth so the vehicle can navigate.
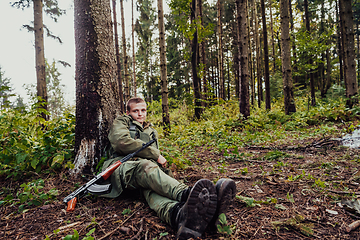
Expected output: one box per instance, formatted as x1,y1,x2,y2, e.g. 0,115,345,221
2,97,360,239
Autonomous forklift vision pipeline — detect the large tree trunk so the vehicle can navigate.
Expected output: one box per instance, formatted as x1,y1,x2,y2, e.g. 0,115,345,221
34,0,48,120
217,0,225,100
340,0,358,108
112,0,125,112
132,0,137,97
157,0,170,130
73,0,120,176
304,0,316,106
120,0,130,101
261,0,270,110
280,0,296,114
237,0,250,118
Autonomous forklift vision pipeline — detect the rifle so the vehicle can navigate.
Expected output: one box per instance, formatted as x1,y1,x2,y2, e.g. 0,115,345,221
63,137,157,212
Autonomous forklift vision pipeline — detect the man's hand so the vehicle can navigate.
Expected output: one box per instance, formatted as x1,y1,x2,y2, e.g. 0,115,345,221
157,155,167,168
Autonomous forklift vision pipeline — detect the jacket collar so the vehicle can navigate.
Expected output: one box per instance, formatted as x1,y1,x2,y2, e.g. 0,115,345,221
126,114,150,130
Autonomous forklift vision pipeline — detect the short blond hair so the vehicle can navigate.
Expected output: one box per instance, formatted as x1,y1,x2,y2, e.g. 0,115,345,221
126,97,146,111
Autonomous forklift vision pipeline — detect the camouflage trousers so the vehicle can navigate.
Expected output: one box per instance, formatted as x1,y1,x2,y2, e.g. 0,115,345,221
118,159,188,225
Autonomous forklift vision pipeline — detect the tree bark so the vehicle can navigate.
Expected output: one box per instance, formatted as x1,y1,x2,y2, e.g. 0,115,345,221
73,0,120,175
157,0,171,130
34,0,48,120
112,0,124,113
261,0,271,110
280,0,296,114
120,0,130,101
237,0,250,118
340,0,358,107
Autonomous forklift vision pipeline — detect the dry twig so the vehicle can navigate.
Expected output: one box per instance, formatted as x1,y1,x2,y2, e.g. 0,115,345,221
98,203,144,240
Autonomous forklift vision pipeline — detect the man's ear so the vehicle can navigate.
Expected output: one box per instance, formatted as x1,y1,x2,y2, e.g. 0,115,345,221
126,111,129,115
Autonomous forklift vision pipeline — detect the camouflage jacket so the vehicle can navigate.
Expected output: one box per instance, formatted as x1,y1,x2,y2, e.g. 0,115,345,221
101,114,160,198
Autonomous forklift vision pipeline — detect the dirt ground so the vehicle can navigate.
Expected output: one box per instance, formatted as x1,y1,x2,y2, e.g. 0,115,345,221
2,137,360,239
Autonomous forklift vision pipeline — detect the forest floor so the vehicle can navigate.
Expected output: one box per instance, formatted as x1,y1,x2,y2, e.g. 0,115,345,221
2,136,360,239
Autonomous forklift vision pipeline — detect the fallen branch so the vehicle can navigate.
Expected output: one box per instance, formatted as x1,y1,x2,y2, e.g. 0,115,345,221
328,189,360,195
46,221,83,238
346,220,360,233
98,203,144,240
130,217,144,240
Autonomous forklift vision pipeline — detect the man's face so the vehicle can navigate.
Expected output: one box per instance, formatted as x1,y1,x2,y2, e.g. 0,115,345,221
126,102,147,124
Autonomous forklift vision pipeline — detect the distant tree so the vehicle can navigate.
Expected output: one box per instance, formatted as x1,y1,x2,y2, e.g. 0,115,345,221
135,0,156,101
12,0,64,120
0,67,14,109
131,0,137,97
217,0,225,100
304,0,316,106
120,0,130,101
165,13,191,99
157,0,170,131
73,0,120,175
112,0,125,113
45,60,67,118
260,0,270,110
13,95,26,110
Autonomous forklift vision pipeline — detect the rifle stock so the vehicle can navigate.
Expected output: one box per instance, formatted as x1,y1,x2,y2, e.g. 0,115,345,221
64,138,156,212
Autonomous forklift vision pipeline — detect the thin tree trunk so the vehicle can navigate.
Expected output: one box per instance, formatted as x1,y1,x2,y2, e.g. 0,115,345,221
34,0,48,120
248,0,255,106
261,0,270,110
357,23,359,84
199,0,208,107
112,0,124,112
132,0,137,97
191,0,202,118
340,0,358,108
339,0,347,87
73,0,120,175
289,0,298,84
304,0,316,106
157,0,170,130
217,0,225,100
120,0,130,101
280,0,296,114
254,0,262,107
269,0,276,73
237,0,250,118
336,0,344,85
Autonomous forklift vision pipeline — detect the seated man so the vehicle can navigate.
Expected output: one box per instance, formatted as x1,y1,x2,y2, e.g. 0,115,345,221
101,97,236,239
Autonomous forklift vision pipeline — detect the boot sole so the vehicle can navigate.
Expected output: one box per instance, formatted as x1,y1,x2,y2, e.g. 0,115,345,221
177,179,217,239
